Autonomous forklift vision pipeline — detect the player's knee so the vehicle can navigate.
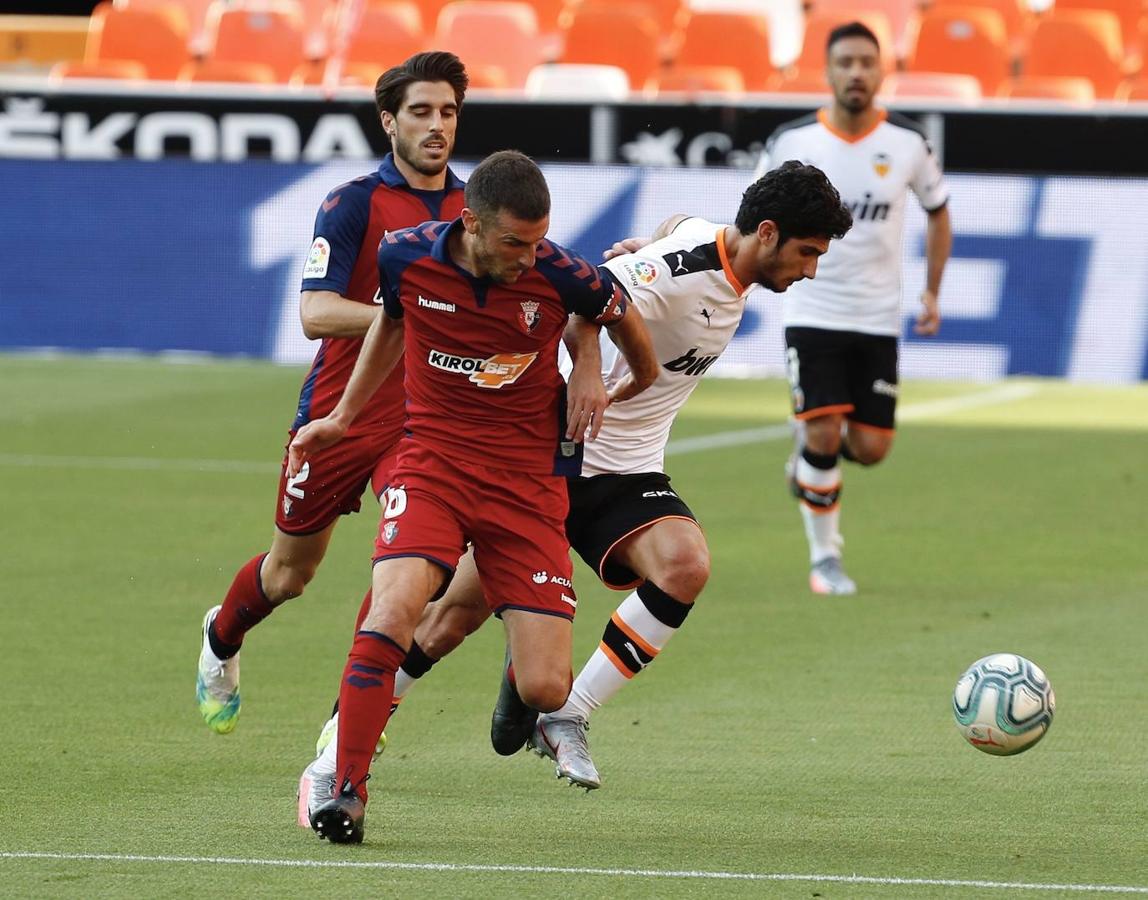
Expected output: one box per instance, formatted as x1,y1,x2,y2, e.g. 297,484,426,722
848,438,892,466
516,672,570,713
652,546,710,603
260,561,315,603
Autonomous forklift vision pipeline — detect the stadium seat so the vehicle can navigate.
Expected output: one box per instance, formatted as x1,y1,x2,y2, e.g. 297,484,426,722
432,1,544,89
647,64,747,95
928,0,1032,59
559,0,688,34
1115,78,1148,101
997,75,1096,103
0,14,89,66
806,0,918,54
792,10,896,75
113,0,214,53
682,0,805,69
770,69,831,94
203,3,307,82
670,11,774,91
49,58,148,80
559,4,664,87
85,2,190,80
339,3,426,77
1022,10,1125,98
1049,0,1141,59
880,71,983,101
178,59,277,83
903,6,1011,95
524,63,631,99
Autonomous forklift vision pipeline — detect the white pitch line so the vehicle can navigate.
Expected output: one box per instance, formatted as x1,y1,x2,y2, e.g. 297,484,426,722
0,383,1040,473
0,852,1144,893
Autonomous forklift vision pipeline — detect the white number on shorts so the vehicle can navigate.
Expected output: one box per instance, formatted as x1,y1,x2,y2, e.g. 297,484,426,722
285,461,310,500
382,485,407,519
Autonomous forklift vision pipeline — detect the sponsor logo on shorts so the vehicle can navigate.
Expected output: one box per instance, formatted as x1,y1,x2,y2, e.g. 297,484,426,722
381,521,399,544
303,237,330,279
427,349,539,389
560,594,577,609
642,489,678,499
872,378,899,398
418,295,456,313
532,571,548,584
550,575,572,588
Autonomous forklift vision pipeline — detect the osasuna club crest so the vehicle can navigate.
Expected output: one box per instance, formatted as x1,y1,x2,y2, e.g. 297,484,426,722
518,300,541,334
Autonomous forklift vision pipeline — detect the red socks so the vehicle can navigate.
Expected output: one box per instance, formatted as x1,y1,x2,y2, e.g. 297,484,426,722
211,553,274,653
336,630,407,801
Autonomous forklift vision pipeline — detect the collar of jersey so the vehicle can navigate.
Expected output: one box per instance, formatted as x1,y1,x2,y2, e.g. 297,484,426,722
430,217,494,287
817,108,887,144
377,153,465,192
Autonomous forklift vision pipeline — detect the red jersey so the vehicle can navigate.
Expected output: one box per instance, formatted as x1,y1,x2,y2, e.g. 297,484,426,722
378,219,628,475
294,154,465,442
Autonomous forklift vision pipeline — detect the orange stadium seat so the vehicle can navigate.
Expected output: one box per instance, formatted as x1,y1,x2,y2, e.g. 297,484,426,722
178,59,277,83
50,58,148,80
1115,78,1148,101
433,2,544,89
928,0,1032,58
1022,10,1125,98
998,75,1096,103
112,0,214,52
204,3,307,82
1049,0,1142,58
904,6,1011,95
793,10,897,75
557,0,687,34
881,71,983,101
340,3,426,75
806,0,918,54
85,2,190,80
648,64,747,95
670,11,774,92
559,3,664,87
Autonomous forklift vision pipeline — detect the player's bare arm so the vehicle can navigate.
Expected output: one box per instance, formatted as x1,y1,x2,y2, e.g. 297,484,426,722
299,290,380,340
601,303,658,404
563,316,608,442
288,309,405,476
917,204,952,336
601,214,689,261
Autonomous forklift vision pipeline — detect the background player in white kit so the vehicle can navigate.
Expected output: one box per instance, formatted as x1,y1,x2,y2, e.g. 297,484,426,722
356,162,853,789
753,21,953,596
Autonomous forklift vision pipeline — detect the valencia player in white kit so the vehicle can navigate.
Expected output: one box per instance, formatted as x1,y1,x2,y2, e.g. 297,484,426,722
364,161,854,789
753,21,953,596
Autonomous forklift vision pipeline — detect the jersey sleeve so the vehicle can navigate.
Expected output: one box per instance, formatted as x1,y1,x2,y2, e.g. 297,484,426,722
539,241,629,325
376,234,404,319
300,179,372,295
911,138,949,212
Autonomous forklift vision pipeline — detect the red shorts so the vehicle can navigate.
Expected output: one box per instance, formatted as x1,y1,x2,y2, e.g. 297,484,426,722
373,439,577,620
275,432,400,536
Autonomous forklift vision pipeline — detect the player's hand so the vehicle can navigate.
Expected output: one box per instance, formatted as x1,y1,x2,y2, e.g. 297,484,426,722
287,417,347,477
565,365,609,442
602,237,651,261
914,289,941,336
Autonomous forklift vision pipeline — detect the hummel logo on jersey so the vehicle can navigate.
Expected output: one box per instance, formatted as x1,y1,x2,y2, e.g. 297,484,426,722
872,378,899,398
418,295,456,312
427,349,538,389
664,347,719,377
532,571,548,584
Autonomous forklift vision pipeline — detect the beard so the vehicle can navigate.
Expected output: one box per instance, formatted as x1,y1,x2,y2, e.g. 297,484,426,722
394,133,449,177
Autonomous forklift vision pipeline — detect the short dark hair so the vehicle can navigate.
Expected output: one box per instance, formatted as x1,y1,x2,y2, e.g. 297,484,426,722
465,150,551,222
827,21,880,55
374,51,468,117
735,161,852,245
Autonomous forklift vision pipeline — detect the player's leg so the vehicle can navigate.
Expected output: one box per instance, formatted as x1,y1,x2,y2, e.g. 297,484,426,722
197,437,376,734
558,516,707,725
784,327,855,595
842,333,899,467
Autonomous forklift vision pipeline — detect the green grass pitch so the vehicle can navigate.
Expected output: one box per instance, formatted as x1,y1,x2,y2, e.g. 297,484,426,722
2,354,1146,898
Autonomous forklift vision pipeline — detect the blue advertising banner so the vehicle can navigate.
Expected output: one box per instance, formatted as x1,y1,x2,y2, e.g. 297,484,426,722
2,158,1146,383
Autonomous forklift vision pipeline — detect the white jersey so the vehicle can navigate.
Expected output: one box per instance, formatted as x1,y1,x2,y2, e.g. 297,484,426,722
578,217,753,477
753,109,948,336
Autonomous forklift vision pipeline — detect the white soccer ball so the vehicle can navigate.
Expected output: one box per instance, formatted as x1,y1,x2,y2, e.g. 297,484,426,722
952,653,1055,756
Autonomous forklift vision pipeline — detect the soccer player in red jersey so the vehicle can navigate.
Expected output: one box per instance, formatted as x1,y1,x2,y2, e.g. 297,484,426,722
194,52,472,735
289,150,660,843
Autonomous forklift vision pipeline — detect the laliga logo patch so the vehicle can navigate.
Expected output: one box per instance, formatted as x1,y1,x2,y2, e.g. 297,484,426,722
872,152,891,177
518,300,541,334
303,236,330,278
382,521,399,544
630,260,659,285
